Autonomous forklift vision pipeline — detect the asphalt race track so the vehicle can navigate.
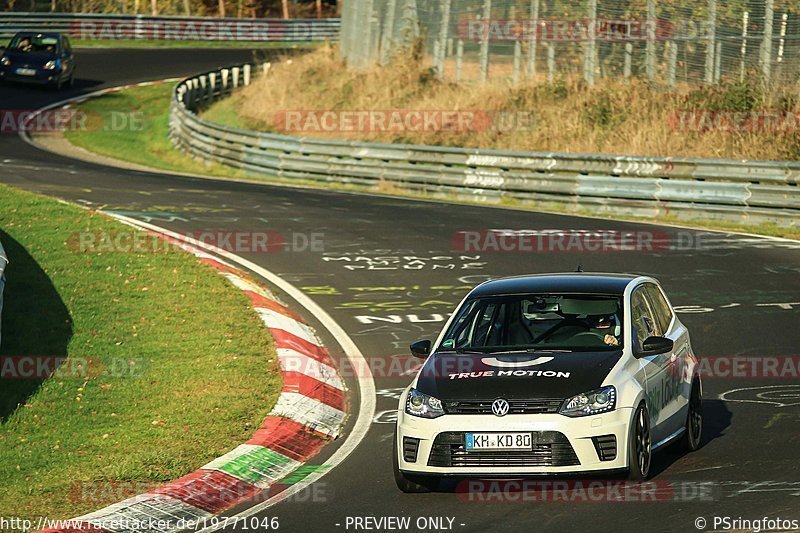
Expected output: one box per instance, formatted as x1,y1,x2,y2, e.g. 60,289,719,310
2,49,800,533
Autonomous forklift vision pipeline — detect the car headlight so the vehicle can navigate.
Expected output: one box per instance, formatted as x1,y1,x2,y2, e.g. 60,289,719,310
0,57,10,66
44,60,58,70
405,388,445,419
560,386,616,417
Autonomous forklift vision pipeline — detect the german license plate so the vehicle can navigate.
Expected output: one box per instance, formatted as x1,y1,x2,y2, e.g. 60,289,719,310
16,68,36,76
465,432,532,451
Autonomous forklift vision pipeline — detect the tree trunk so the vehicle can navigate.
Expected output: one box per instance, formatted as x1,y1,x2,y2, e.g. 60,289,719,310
133,0,139,14
316,0,322,18
281,0,289,19
182,0,191,16
150,0,157,15
218,0,226,17
50,0,56,12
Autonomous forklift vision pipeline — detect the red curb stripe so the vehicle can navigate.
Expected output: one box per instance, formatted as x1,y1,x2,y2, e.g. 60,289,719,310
151,469,260,515
247,291,304,322
282,371,345,411
271,329,333,365
246,416,329,461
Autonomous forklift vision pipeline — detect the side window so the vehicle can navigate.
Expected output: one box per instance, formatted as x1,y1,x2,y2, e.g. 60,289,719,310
644,284,673,335
63,37,72,54
630,288,658,348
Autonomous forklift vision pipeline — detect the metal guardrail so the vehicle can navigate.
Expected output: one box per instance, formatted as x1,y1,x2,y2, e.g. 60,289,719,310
169,63,800,227
0,13,340,42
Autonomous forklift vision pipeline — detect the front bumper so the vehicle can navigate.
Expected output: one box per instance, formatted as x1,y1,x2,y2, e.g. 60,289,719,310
0,67,61,85
397,408,634,476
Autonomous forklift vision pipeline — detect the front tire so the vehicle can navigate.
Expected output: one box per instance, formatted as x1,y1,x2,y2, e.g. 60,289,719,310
680,379,703,452
626,402,652,480
393,428,436,493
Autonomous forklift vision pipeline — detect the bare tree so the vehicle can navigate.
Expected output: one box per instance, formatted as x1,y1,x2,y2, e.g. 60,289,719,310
316,0,322,18
218,0,226,17
150,0,157,15
281,0,289,19
133,0,139,13
183,0,191,15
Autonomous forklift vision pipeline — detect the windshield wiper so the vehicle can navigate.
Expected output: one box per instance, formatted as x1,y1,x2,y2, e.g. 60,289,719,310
491,348,573,354
435,349,490,355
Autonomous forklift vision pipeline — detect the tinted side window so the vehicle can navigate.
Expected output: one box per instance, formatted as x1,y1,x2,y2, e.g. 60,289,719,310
631,287,658,348
644,284,673,334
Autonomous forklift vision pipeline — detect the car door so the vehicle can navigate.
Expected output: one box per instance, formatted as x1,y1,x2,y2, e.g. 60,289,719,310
644,283,690,437
61,36,74,77
630,285,673,444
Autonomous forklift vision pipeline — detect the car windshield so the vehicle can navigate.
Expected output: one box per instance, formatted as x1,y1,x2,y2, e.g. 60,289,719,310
9,35,58,54
439,293,623,352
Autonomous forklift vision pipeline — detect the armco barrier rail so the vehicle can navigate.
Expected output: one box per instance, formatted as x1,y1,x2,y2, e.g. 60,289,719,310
0,13,339,42
169,64,800,227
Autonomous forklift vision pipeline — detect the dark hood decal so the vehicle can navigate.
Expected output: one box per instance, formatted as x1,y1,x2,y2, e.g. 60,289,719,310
415,350,622,400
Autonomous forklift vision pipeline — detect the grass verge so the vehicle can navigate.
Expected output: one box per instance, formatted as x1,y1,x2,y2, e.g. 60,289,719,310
0,184,281,521
61,73,799,240
64,82,249,179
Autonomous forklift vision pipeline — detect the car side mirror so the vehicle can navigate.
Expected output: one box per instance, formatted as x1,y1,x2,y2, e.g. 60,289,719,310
410,339,431,359
635,336,673,358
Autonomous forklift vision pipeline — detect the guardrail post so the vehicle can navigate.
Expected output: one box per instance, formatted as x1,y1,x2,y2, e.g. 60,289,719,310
513,41,521,84
714,40,722,84
199,75,207,104
547,43,555,83
221,68,229,93
232,66,240,89
243,64,251,86
262,62,271,77
479,0,491,82
208,72,216,99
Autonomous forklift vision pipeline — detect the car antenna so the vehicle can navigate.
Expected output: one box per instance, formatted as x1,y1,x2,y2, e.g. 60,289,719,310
575,264,584,273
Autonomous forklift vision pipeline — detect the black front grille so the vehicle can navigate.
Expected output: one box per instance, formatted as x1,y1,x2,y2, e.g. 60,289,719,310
444,399,563,415
403,437,420,463
592,434,617,461
428,431,580,468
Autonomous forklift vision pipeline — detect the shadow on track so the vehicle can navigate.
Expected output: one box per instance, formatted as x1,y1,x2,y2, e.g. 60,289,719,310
0,229,73,422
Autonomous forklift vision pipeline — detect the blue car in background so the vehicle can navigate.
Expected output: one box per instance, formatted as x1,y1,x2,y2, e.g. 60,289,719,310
0,32,76,89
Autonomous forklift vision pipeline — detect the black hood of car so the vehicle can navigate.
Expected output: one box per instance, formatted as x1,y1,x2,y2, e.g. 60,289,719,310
415,350,623,401
2,50,55,67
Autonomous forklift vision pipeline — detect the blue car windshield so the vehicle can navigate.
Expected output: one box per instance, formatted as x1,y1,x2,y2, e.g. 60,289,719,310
9,35,58,54
440,293,624,352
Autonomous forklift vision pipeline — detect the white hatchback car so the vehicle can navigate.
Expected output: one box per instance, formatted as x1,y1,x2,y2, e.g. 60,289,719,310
394,273,702,492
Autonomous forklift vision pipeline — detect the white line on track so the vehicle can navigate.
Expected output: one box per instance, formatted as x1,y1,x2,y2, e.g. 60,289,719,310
105,213,376,530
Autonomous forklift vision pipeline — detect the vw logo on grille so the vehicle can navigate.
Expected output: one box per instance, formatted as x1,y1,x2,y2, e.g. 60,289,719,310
491,398,510,417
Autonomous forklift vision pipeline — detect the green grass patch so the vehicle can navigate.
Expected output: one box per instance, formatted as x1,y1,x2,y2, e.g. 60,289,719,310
65,82,251,179
0,184,281,520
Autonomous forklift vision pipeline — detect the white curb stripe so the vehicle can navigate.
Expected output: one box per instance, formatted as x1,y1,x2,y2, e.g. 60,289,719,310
255,308,320,346
220,272,279,301
277,348,344,390
270,392,345,438
79,494,210,532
